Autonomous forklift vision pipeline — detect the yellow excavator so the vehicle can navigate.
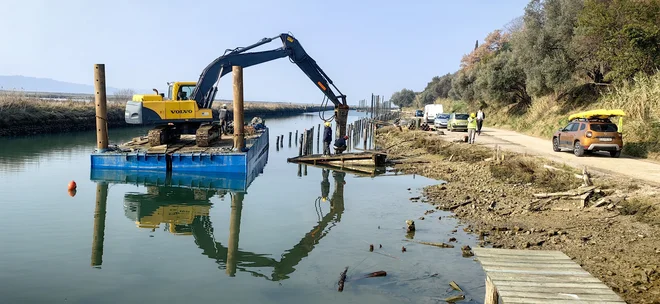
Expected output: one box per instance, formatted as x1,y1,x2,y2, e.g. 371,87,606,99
125,33,349,147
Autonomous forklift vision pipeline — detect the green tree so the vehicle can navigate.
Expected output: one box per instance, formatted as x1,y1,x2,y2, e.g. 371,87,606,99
575,0,660,83
389,88,416,108
513,0,584,96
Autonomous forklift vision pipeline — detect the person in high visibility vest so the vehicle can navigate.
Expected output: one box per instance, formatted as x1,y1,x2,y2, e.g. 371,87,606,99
467,113,477,144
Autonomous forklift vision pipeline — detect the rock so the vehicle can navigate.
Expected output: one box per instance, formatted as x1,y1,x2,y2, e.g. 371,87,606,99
419,216,425,220
438,216,442,220
449,237,457,242
406,220,416,232
409,196,420,200
547,230,558,236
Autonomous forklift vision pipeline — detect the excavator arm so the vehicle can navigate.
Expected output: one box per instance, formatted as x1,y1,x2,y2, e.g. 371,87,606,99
190,33,349,137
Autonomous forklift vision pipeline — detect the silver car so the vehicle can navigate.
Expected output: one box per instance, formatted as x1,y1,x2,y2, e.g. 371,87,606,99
434,113,449,129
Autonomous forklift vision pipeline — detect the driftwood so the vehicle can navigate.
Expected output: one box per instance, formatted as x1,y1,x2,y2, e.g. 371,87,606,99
403,239,454,248
534,186,596,198
338,267,348,292
449,281,463,292
445,295,466,302
449,200,473,210
365,271,387,278
543,164,584,180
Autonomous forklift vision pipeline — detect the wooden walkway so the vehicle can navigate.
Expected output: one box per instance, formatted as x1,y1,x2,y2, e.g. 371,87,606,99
472,248,626,304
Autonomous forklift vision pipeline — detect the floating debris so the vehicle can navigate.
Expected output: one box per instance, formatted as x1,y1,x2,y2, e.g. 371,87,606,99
449,281,463,292
403,239,454,248
338,266,348,292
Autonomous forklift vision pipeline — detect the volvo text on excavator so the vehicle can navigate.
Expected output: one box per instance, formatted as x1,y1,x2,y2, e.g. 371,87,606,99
125,33,349,147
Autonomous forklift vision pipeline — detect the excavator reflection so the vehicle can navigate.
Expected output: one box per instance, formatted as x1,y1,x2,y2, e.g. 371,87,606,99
89,167,346,281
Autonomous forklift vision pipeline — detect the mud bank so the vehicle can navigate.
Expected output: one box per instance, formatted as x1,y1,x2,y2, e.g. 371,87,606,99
376,127,660,304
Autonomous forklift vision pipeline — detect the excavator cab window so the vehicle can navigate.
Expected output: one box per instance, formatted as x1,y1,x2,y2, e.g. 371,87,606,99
167,85,173,100
177,85,195,101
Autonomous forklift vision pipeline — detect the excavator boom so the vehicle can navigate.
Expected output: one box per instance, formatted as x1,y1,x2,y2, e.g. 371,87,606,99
191,34,347,111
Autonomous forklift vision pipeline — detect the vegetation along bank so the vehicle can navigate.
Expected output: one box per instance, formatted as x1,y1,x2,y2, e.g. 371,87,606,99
0,93,326,137
388,0,660,160
375,125,659,304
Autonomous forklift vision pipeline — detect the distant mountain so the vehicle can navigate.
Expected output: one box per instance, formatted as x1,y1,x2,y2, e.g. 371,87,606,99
0,75,130,95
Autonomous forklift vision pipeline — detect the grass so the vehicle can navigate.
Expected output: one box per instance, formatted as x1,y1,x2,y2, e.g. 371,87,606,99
489,156,582,192
0,91,326,136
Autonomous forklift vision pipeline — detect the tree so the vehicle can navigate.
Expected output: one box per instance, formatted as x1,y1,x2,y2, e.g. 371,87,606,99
460,30,511,71
575,0,660,83
513,0,584,96
113,88,136,101
389,88,416,108
480,51,531,106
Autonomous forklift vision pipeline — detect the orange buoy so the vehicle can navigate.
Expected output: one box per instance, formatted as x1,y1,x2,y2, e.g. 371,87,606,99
68,180,77,191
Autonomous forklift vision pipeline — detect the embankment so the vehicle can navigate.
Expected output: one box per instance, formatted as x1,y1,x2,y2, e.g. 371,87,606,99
376,126,660,304
437,73,660,160
0,95,326,137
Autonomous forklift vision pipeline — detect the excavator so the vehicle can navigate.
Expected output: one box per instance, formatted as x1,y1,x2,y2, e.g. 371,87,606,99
125,33,350,147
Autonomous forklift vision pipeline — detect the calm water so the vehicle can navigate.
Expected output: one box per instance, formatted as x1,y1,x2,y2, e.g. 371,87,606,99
0,110,486,303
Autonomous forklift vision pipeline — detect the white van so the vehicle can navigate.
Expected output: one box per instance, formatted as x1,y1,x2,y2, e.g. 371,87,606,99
424,104,444,123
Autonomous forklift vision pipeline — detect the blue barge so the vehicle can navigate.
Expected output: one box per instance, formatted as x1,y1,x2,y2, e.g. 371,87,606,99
90,128,269,174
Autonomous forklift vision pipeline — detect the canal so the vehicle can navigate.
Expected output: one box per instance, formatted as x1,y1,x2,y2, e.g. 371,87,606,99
0,110,486,303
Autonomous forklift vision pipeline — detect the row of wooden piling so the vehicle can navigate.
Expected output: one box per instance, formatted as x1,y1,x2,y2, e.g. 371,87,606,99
274,110,401,154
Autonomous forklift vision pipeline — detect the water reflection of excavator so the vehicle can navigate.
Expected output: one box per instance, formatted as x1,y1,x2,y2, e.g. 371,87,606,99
91,168,346,281
124,33,350,147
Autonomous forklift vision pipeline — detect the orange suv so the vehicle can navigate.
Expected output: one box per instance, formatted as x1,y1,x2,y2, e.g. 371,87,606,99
552,118,623,158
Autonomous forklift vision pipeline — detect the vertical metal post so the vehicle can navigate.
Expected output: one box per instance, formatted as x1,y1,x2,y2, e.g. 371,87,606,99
232,66,245,150
94,64,109,151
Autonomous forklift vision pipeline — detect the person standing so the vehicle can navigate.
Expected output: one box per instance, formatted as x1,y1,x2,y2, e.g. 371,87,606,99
476,108,485,135
218,104,229,135
323,122,332,156
467,113,477,144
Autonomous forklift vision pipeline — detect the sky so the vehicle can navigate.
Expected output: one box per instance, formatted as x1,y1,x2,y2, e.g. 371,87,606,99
1,0,530,106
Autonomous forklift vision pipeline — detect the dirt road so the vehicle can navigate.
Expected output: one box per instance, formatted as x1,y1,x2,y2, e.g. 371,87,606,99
438,126,660,186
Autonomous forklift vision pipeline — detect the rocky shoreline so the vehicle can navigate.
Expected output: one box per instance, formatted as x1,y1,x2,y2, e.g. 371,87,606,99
376,126,660,304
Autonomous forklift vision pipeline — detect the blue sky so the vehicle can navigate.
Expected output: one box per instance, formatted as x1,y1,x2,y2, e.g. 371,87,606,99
1,0,529,105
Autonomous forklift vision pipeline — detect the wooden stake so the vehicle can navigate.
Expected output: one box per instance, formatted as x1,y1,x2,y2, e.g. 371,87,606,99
485,276,499,304
232,66,245,150
93,64,108,151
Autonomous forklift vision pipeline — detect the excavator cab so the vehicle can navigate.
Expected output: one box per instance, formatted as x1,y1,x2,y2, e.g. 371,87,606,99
167,82,196,101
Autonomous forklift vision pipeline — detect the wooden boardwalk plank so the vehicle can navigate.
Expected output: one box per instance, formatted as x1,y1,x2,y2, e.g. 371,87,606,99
472,248,626,303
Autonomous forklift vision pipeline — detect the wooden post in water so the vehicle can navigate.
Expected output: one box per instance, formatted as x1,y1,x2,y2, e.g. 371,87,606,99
94,64,109,151
280,135,284,148
91,182,108,267
303,129,309,156
295,130,298,146
276,135,280,148
317,123,320,153
288,132,292,147
232,66,245,150
299,134,303,156
226,192,244,277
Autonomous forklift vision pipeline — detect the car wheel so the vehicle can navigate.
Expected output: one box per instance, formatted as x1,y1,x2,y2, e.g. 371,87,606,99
573,141,584,157
610,150,621,158
552,137,560,152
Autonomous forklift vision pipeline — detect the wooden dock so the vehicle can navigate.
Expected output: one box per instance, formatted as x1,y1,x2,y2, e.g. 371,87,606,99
286,152,387,168
472,247,626,304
